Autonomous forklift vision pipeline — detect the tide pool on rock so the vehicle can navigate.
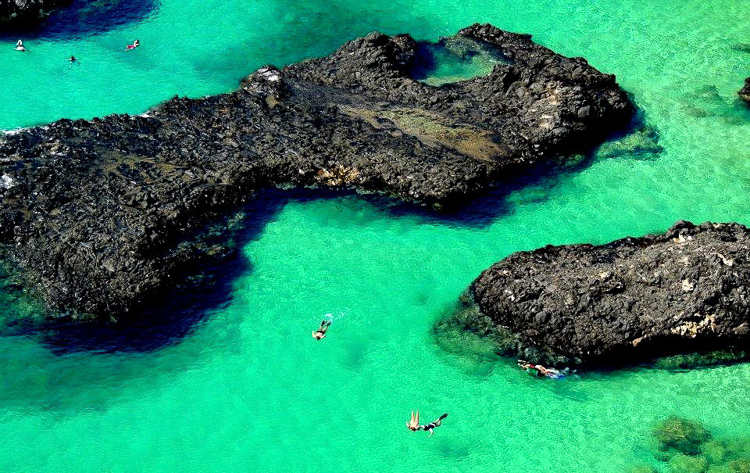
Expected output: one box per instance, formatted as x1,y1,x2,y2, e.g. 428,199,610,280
1,0,750,473
0,24,632,319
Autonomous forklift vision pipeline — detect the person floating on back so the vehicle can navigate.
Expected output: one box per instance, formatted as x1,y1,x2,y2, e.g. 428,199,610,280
126,39,140,51
312,319,331,340
406,410,420,431
407,411,448,437
15,40,26,52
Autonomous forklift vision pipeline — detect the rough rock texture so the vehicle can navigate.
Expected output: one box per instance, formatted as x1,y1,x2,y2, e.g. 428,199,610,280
470,221,750,366
740,78,750,105
0,0,70,26
0,24,633,319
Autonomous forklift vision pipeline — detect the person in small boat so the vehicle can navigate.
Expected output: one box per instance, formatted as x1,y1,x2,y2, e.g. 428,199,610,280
125,40,140,51
312,319,331,340
15,40,26,52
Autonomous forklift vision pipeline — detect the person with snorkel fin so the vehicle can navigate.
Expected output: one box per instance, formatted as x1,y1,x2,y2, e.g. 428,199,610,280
406,411,449,437
518,360,564,379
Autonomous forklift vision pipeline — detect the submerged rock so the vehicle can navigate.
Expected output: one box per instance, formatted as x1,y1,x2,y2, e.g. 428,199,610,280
634,417,750,473
740,78,750,105
464,220,750,367
0,0,71,27
627,466,657,473
668,454,708,473
702,440,732,465
596,125,662,161
0,24,633,319
654,417,712,457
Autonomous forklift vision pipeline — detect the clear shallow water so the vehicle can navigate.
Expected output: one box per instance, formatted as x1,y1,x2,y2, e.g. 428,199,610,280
1,0,750,471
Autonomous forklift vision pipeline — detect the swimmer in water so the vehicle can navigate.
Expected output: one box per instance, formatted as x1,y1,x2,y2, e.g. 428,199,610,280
125,39,140,51
518,360,563,378
406,411,420,431
15,40,26,52
420,413,448,438
69,56,80,68
407,411,448,437
312,319,331,340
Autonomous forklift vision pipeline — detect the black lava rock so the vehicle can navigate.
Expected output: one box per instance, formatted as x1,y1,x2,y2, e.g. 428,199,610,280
469,221,750,367
0,24,633,319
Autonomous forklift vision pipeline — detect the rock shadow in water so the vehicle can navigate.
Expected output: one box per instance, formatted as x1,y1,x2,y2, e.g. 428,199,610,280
367,127,657,229
680,84,750,124
36,188,329,354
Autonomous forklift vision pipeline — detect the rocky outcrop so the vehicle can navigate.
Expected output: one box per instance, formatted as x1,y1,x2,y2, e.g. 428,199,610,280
740,78,750,105
0,0,70,26
0,24,633,319
465,221,750,367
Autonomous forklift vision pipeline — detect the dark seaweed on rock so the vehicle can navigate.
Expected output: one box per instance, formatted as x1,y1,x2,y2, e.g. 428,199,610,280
470,220,750,367
0,24,633,320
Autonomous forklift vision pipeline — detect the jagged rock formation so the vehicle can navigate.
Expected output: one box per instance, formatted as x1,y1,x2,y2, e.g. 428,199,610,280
463,221,750,367
0,24,633,319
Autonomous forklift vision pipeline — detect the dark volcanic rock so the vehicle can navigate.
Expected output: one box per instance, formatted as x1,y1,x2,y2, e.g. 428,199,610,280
0,0,71,26
0,24,633,319
740,78,750,105
468,221,750,367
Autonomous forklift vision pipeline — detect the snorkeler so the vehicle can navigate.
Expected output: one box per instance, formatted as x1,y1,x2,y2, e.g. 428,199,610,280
15,40,26,52
312,319,331,340
407,411,448,437
420,413,448,438
518,360,563,379
125,39,140,51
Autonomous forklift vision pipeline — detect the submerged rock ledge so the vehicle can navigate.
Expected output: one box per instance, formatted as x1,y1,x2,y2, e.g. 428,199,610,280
463,221,750,367
0,0,71,27
0,24,632,319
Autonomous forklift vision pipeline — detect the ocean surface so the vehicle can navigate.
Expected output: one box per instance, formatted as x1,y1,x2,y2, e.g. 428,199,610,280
1,0,750,471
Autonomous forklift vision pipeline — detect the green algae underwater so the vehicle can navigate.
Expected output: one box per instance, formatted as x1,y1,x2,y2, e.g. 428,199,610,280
1,0,750,471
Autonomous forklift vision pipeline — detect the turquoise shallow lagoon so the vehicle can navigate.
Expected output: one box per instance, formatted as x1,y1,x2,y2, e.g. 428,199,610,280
2,0,750,471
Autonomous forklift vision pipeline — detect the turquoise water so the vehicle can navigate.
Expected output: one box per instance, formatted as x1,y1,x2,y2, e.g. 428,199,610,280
2,0,750,471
